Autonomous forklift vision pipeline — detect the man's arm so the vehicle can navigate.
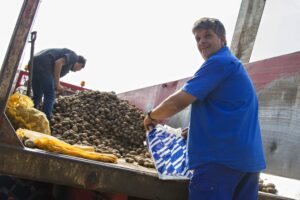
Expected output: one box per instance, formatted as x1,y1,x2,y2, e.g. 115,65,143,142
53,57,66,93
144,90,196,130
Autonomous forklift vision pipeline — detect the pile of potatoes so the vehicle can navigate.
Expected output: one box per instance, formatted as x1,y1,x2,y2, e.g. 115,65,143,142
40,90,282,192
50,90,154,168
259,178,278,194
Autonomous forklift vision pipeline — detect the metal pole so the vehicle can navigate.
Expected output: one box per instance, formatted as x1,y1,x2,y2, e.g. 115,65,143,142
0,0,40,113
27,31,37,97
0,0,40,146
230,0,266,63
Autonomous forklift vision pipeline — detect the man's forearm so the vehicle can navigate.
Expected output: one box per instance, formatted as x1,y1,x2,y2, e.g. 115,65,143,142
149,90,196,120
53,67,61,86
53,60,64,87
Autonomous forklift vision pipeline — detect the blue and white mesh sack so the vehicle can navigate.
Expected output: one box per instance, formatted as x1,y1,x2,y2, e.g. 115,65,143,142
147,124,193,180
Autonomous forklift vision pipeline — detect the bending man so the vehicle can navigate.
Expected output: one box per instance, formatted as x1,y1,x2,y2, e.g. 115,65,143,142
31,48,86,120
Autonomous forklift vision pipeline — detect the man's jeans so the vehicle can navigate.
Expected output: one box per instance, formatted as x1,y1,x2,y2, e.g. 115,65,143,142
32,68,55,120
189,163,259,200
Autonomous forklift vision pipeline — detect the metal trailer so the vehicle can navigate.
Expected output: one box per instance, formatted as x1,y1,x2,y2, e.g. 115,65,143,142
0,0,299,200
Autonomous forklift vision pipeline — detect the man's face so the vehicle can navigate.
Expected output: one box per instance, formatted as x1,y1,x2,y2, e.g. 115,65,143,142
72,62,84,72
194,28,225,60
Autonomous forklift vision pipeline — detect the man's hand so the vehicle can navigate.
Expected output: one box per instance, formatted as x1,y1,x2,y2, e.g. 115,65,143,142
56,83,65,93
181,127,188,140
144,115,157,131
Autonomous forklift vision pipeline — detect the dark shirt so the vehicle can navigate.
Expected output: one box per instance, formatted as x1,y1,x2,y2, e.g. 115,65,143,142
33,48,78,77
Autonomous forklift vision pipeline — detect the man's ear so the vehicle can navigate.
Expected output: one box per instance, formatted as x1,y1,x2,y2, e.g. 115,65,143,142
220,35,226,46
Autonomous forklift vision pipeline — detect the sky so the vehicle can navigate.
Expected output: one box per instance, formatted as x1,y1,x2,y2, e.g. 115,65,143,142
1,0,300,93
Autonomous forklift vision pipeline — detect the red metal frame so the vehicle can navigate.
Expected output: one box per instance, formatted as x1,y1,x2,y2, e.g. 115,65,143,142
15,70,90,95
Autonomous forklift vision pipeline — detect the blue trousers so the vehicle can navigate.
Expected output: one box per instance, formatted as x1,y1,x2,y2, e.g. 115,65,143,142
189,163,259,200
32,59,55,120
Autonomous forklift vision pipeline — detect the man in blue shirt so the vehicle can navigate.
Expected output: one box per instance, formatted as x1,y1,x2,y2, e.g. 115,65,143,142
144,17,266,200
31,48,86,120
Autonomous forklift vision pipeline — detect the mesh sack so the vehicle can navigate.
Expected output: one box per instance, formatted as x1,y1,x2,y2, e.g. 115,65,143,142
5,92,51,135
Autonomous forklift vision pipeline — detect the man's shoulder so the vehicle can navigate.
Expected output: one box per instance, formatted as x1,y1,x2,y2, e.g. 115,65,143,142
207,52,241,70
51,48,77,61
44,48,74,54
203,55,231,68
212,49,236,62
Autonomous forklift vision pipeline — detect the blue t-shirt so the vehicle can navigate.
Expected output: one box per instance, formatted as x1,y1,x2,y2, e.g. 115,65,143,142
33,48,78,77
182,46,266,172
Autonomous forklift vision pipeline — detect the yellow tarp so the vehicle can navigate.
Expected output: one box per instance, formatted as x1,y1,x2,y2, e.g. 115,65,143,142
16,128,117,163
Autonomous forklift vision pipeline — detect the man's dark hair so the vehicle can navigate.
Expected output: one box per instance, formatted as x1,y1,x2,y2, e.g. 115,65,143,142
77,55,86,68
192,17,227,45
